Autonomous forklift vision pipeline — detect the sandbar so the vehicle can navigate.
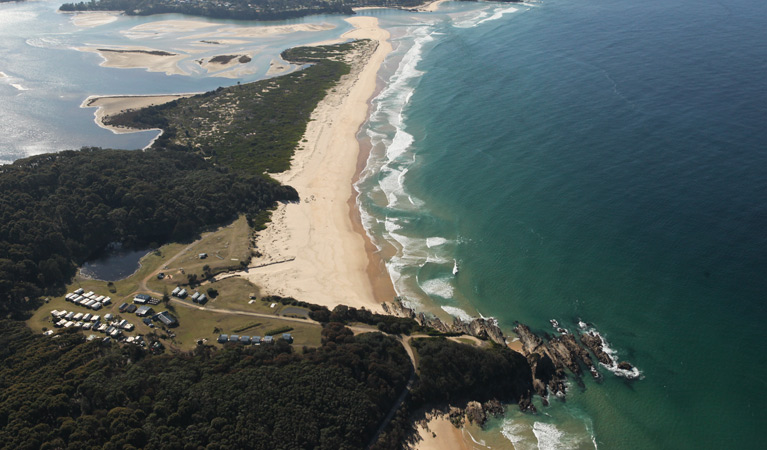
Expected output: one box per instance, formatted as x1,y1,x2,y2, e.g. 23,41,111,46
68,11,120,28
78,45,190,76
238,16,394,313
417,0,450,12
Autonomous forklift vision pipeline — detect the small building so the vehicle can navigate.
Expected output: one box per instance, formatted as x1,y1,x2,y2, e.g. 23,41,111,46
136,305,154,317
217,334,229,344
142,317,153,327
239,335,251,344
177,289,187,298
102,297,111,306
55,319,67,328
262,336,274,345
82,313,92,321
281,333,293,344
73,312,84,321
123,323,135,332
91,303,102,311
118,302,129,312
82,323,93,330
91,315,100,322
84,291,94,298
74,288,84,295
156,311,178,327
197,294,207,304
104,313,113,321
229,334,240,343
172,286,181,296
64,321,74,328
198,253,207,259
191,292,200,301
95,295,105,302
65,311,75,320
126,305,138,313
133,294,150,305
251,336,261,345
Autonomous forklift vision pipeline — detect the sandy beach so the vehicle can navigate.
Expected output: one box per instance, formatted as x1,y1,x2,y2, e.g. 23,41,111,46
238,16,394,313
82,94,196,134
414,416,471,450
417,0,450,13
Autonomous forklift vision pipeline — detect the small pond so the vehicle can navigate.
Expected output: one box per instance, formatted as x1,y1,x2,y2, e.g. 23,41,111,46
80,247,153,282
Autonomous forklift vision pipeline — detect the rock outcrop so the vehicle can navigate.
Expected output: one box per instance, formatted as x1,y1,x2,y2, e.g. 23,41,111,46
383,299,507,345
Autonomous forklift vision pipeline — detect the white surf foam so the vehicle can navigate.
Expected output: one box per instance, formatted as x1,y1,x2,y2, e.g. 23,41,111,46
440,305,473,322
426,236,448,248
421,278,455,299
532,422,565,450
10,83,28,91
501,420,538,450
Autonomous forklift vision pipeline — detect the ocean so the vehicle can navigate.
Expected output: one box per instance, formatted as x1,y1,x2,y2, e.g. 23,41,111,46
356,0,766,448
2,0,766,448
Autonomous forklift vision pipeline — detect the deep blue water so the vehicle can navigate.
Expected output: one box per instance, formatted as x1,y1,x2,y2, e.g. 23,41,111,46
358,0,767,447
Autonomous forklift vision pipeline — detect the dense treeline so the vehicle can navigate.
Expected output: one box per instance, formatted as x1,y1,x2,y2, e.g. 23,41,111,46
409,337,533,406
0,148,296,315
0,320,412,449
58,0,428,21
105,42,359,175
309,303,426,335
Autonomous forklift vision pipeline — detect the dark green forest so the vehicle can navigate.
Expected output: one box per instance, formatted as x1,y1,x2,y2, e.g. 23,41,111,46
105,42,361,175
58,0,425,21
0,320,412,449
0,148,296,315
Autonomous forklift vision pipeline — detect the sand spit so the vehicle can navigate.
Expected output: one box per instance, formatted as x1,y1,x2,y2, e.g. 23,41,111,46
238,16,393,313
82,94,196,134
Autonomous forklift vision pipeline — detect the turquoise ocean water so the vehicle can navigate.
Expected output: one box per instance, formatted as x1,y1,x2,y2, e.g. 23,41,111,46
356,0,766,448
2,0,766,447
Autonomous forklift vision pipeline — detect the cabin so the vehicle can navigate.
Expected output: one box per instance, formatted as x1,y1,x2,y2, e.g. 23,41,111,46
196,294,207,305
191,292,200,301
239,335,251,344
126,305,138,314
262,336,274,345
177,289,188,298
91,303,103,311
74,288,84,295
251,336,261,345
73,312,84,321
217,334,229,344
84,299,96,308
142,317,154,327
91,315,100,322
102,297,112,306
123,323,135,332
281,333,293,344
229,334,240,343
82,313,92,321
136,305,154,317
156,311,178,327
118,302,129,312
134,294,151,304
172,286,181,296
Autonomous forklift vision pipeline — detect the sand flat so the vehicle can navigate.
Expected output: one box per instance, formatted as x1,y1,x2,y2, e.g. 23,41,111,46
239,16,394,312
69,11,120,28
78,45,189,76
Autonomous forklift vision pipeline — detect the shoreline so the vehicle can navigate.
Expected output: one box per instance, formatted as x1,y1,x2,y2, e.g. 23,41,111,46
81,94,198,137
238,16,394,313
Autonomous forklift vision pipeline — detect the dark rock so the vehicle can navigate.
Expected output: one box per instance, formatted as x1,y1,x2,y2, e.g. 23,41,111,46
483,399,505,417
581,331,613,366
618,361,634,371
464,401,486,426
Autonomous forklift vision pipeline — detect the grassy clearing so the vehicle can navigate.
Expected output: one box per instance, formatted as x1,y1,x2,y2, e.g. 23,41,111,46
147,215,252,292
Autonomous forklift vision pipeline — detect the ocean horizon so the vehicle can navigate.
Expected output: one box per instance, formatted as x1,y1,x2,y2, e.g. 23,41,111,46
2,0,766,448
